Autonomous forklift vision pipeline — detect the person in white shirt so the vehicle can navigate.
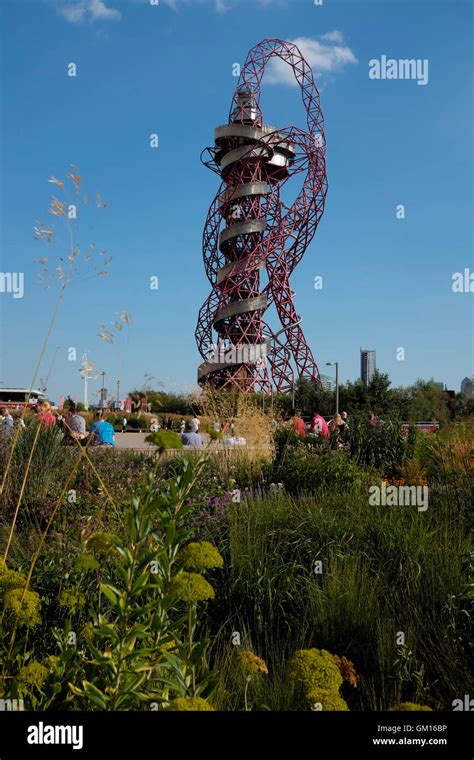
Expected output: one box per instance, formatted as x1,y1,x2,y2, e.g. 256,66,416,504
1,409,14,430
190,416,200,433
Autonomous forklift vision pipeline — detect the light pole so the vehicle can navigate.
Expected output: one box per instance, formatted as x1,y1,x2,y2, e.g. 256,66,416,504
326,361,339,416
79,353,98,411
116,380,120,411
101,372,106,410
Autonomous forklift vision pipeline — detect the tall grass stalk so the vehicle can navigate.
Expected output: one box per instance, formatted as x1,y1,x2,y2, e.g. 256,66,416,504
3,423,43,560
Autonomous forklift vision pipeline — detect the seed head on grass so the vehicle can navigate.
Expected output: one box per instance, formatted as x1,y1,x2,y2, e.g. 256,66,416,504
330,654,360,688
237,651,268,676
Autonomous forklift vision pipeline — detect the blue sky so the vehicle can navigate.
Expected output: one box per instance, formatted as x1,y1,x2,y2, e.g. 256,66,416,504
0,0,472,404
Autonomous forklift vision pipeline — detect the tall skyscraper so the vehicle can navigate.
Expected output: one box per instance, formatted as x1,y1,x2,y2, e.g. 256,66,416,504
360,349,376,386
460,377,474,398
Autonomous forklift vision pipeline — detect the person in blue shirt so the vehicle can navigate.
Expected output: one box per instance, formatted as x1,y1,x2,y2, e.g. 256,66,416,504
181,421,204,447
89,411,115,446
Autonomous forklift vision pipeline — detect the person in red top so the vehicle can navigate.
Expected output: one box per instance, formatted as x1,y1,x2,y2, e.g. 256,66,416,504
36,401,57,428
290,408,306,437
310,410,329,439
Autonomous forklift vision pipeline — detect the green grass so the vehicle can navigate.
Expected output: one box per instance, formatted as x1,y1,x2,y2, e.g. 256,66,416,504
201,481,472,710
0,419,472,710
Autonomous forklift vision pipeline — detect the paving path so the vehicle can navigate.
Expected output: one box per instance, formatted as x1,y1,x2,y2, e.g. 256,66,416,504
114,432,210,450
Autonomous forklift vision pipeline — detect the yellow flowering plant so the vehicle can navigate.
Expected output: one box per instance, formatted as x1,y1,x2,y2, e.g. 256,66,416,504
236,651,269,711
68,457,221,710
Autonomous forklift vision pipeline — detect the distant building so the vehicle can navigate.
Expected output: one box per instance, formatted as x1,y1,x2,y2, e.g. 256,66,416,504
434,381,445,391
0,388,46,408
320,374,336,392
460,376,474,398
360,349,376,386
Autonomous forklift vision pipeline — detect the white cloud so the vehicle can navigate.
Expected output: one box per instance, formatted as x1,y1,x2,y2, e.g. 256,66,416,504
159,0,289,9
55,0,122,23
215,0,231,12
320,30,344,44
266,33,358,86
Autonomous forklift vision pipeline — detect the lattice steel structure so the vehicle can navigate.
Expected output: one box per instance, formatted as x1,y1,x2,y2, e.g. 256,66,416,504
195,38,328,393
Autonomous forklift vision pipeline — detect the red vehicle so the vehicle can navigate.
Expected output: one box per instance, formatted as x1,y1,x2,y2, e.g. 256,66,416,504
402,421,440,433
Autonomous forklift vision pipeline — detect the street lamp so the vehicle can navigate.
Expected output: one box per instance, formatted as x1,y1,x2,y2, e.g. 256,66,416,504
116,379,120,411
79,353,98,411
326,361,339,415
101,371,106,410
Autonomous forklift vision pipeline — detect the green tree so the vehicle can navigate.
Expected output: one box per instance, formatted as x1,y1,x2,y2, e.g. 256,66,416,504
367,371,394,416
408,380,449,423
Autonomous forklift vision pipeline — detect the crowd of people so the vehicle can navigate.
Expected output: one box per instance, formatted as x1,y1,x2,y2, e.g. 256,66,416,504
0,403,210,450
149,414,246,449
149,414,201,436
289,408,378,448
1,401,380,452
0,402,116,447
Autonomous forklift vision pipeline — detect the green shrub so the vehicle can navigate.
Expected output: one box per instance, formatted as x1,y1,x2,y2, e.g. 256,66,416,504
125,417,138,429
269,447,374,494
287,649,343,693
344,414,415,477
145,430,183,451
166,696,214,711
305,687,349,711
1,458,222,710
203,477,472,710
0,424,72,512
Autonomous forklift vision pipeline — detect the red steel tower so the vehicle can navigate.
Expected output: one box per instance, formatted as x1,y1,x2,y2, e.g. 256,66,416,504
196,38,328,393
